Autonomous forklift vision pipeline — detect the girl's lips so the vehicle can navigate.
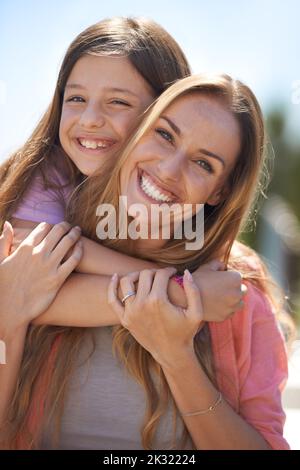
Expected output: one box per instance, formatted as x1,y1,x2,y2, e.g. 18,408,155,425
74,138,117,155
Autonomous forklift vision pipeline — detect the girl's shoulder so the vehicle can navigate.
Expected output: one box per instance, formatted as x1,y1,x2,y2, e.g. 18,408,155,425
12,159,74,225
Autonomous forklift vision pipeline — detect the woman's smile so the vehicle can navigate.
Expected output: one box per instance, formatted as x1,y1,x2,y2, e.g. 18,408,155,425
137,169,179,204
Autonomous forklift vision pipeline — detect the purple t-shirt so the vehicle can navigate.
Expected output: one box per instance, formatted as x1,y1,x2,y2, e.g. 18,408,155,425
13,166,73,224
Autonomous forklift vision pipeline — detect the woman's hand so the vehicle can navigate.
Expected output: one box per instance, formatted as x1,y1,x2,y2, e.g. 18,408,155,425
0,220,83,340
193,260,247,322
108,267,203,369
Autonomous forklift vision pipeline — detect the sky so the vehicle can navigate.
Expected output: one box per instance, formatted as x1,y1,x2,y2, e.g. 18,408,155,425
0,0,299,161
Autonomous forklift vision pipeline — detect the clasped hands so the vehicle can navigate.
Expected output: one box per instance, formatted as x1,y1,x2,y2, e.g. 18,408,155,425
108,262,247,369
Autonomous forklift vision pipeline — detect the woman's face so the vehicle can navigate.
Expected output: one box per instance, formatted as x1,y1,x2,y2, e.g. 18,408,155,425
120,93,241,215
59,55,155,176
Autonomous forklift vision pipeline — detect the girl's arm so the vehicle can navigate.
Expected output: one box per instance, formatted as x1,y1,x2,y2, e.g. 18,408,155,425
0,221,82,432
11,218,245,328
11,217,187,327
11,217,158,275
33,271,184,326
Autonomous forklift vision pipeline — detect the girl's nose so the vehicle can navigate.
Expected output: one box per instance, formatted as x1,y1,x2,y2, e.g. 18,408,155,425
79,104,106,129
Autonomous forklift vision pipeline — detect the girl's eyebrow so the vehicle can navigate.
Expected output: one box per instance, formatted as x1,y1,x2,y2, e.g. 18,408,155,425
161,115,226,168
65,83,139,98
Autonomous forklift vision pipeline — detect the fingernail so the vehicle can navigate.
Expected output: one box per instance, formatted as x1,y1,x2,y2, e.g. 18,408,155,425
112,273,118,281
184,269,193,282
3,221,10,232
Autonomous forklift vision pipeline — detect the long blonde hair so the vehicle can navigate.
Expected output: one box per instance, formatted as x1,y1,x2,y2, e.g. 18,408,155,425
4,74,285,450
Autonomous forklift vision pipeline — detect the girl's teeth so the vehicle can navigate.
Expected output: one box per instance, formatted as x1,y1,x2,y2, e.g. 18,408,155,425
140,175,172,202
79,139,110,149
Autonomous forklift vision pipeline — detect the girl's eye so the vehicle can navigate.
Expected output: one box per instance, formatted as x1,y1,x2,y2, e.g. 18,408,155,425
110,99,131,106
66,96,85,103
195,159,214,174
155,128,174,144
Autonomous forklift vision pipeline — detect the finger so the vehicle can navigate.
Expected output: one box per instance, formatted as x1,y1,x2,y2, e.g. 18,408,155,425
51,226,81,262
0,221,14,260
120,275,137,306
135,269,157,301
107,273,125,320
207,259,226,271
150,267,177,300
38,221,73,252
17,222,54,249
57,240,83,281
182,269,203,321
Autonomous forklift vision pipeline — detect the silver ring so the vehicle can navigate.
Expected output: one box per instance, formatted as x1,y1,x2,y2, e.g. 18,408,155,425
121,292,136,304
241,284,248,296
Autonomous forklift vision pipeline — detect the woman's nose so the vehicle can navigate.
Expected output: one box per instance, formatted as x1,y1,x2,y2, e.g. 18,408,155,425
79,104,106,129
157,152,184,182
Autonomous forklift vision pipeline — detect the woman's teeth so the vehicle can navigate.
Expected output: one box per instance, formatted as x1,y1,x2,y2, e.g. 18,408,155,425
140,174,173,203
78,138,112,149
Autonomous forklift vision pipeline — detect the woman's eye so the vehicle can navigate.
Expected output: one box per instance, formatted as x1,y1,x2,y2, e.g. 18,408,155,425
110,99,130,106
66,96,85,103
195,159,214,173
155,128,174,144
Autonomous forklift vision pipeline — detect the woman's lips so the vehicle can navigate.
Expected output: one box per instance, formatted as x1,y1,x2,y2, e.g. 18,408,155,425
137,169,179,204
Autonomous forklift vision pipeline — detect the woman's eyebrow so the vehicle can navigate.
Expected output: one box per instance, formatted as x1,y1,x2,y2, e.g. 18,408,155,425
161,115,225,168
161,115,181,136
199,149,225,168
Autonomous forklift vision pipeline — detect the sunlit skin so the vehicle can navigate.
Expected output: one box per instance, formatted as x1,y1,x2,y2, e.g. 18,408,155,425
120,93,241,249
59,55,155,176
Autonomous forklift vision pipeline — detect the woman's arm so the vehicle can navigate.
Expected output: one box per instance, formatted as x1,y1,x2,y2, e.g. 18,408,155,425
108,269,279,450
162,351,271,450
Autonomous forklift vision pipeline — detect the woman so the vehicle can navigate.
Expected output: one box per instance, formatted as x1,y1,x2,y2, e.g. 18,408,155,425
4,74,289,450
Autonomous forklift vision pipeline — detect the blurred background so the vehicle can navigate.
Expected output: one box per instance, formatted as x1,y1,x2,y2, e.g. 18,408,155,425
0,0,299,449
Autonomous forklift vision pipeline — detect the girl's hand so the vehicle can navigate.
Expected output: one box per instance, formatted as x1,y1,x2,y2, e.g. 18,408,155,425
193,260,247,322
108,267,203,369
0,221,83,339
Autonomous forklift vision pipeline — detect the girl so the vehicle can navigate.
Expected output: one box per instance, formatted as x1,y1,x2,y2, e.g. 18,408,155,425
4,74,289,449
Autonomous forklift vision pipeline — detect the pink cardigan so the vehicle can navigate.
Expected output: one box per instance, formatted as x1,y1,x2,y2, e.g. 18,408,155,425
209,283,289,450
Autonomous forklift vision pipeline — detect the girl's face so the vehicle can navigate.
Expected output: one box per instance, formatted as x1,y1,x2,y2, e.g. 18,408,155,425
59,55,155,176
121,93,241,214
